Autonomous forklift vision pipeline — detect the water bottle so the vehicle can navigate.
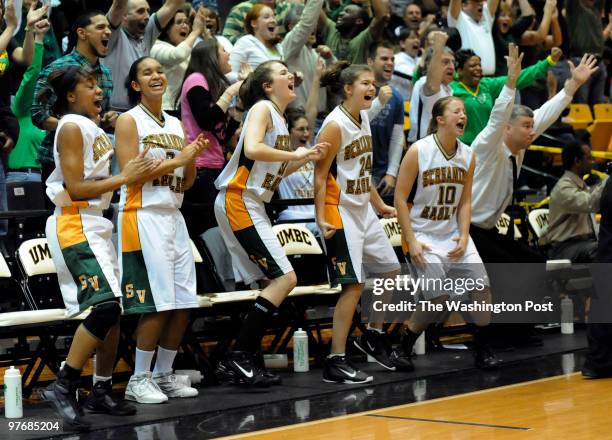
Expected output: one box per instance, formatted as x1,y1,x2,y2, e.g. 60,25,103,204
92,355,97,384
4,366,23,418
293,328,309,372
561,297,574,334
414,332,426,355
174,370,204,385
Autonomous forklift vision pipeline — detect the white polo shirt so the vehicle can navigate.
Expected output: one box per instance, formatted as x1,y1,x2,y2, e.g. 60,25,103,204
471,88,573,229
447,4,496,75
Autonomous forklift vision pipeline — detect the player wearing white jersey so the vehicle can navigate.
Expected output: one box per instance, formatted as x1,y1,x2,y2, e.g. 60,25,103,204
42,66,156,428
115,57,209,404
214,60,328,387
315,62,410,384
395,45,525,371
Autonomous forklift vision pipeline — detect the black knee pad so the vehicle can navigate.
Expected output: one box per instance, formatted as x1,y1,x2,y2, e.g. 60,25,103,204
82,300,121,340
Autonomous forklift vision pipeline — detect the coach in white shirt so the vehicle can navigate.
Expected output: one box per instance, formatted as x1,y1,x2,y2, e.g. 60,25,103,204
469,54,600,262
408,31,454,143
447,0,498,76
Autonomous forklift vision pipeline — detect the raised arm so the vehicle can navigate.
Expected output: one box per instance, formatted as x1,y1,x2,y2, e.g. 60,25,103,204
368,0,391,41
517,0,536,17
155,0,185,30
282,0,324,61
488,0,501,17
9,2,49,66
0,0,17,55
471,44,521,154
424,31,448,96
107,0,128,28
520,0,555,46
448,0,462,22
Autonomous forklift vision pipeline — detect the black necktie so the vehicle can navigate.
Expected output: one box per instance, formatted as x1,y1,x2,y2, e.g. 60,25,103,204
508,156,518,240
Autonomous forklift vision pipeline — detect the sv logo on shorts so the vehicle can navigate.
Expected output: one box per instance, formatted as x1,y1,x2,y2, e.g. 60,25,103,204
125,283,147,303
249,255,269,271
79,275,101,292
331,257,347,276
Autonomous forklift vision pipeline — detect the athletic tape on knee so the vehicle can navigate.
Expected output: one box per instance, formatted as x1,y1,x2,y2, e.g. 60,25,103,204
82,300,121,340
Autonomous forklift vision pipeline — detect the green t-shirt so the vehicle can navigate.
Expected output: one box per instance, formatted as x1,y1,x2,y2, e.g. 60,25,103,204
451,58,553,144
8,42,46,169
321,17,373,64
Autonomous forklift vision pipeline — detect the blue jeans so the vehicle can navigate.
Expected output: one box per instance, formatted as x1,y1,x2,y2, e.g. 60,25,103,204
5,170,42,183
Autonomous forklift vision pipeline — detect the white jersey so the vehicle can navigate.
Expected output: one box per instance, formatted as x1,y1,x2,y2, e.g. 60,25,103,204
46,114,114,210
215,100,291,203
119,104,187,211
277,160,315,221
410,134,473,235
317,105,373,208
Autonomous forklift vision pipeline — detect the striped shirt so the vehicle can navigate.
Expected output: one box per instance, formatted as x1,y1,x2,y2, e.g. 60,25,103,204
32,50,113,165
221,0,292,44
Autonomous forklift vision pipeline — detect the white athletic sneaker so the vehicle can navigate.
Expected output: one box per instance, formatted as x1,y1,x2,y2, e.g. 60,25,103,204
125,372,168,404
153,372,199,398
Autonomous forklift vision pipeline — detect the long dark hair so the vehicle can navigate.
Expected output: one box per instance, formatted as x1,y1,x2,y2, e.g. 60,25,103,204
159,8,187,44
427,96,462,135
320,61,372,98
175,38,230,110
239,60,288,110
38,65,97,117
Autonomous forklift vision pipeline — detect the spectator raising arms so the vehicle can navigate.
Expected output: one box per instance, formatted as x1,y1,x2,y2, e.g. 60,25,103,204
318,0,390,64
451,46,561,144
7,19,49,186
448,0,501,76
151,7,207,114
229,4,283,81
222,0,292,45
102,0,185,112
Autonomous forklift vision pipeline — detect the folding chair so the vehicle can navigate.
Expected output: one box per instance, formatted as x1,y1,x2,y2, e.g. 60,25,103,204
562,104,593,130
593,103,612,121
495,213,523,239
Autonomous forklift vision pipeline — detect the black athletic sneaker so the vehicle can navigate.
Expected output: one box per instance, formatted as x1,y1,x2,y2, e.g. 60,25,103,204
353,328,395,370
254,352,282,386
322,355,373,384
84,380,137,416
389,346,414,372
215,351,273,387
41,380,90,430
473,343,500,370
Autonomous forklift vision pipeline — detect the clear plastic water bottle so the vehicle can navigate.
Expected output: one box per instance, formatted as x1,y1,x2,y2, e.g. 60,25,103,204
561,297,574,334
414,332,426,355
293,328,309,372
4,366,23,418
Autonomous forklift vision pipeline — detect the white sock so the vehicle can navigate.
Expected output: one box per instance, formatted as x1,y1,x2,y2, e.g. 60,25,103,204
328,353,345,359
153,346,177,375
94,375,112,384
134,348,155,375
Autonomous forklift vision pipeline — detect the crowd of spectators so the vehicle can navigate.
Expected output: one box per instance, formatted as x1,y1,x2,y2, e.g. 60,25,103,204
0,0,610,239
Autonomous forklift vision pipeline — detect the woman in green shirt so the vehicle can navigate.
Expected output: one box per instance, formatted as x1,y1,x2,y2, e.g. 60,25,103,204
6,20,47,183
450,46,561,144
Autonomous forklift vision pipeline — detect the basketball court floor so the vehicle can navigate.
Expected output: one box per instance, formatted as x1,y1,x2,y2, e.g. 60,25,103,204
5,329,610,439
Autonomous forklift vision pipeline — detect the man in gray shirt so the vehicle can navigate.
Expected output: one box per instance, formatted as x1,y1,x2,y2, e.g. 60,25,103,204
540,138,607,262
103,0,185,112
